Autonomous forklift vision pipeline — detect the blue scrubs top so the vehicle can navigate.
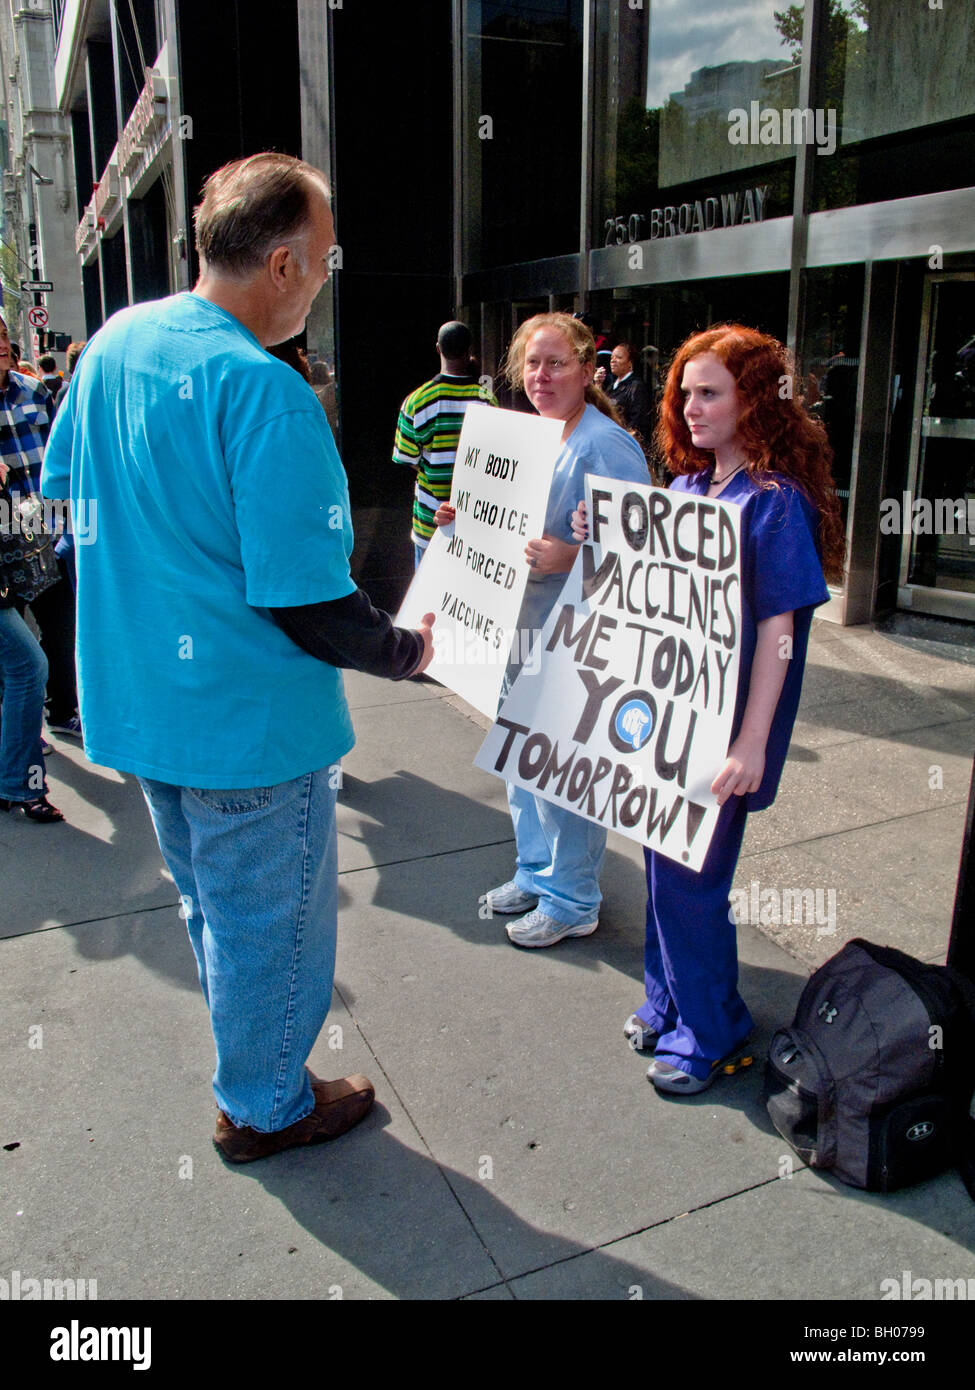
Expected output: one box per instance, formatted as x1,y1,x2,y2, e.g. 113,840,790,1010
670,467,829,811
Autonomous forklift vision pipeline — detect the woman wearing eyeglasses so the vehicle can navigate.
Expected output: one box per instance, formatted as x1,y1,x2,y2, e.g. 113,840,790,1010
437,312,649,947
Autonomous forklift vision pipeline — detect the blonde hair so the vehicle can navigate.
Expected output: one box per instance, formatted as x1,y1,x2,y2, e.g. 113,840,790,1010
503,313,623,425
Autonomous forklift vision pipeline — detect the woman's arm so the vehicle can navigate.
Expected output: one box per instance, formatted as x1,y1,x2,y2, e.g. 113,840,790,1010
711,610,794,805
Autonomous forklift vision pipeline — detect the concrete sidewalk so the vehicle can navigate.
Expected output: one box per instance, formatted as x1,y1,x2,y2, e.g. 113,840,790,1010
1,620,974,1301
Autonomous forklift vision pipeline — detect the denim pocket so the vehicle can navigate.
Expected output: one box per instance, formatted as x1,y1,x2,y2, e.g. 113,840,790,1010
187,785,274,814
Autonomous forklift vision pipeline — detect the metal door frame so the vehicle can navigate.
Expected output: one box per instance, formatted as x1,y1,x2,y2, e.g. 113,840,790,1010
898,271,975,620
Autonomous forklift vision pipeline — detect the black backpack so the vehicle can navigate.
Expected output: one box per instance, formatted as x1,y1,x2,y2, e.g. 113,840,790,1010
764,938,975,1195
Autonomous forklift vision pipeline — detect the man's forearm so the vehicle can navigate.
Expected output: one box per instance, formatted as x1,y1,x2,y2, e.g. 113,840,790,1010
271,589,424,680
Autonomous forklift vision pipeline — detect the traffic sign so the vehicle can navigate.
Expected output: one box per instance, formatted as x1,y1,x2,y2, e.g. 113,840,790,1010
21,280,54,293
28,306,49,328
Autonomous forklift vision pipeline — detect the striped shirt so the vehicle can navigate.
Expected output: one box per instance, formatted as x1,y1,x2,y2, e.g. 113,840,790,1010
392,373,498,545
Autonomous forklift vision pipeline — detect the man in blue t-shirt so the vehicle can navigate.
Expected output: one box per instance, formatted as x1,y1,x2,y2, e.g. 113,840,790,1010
43,153,434,1164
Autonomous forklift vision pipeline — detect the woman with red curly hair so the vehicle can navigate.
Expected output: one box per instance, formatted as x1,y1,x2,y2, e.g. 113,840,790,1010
621,324,844,1095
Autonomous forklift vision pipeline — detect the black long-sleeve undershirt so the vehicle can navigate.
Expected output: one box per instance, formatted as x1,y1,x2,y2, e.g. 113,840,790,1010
270,588,424,680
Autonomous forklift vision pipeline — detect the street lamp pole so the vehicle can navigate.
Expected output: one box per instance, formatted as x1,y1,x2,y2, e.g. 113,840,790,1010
21,163,52,354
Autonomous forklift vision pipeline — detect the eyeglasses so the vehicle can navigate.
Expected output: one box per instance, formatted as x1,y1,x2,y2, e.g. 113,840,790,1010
525,356,577,373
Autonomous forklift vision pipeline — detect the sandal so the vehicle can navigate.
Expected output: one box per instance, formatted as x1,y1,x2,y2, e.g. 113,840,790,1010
0,796,65,823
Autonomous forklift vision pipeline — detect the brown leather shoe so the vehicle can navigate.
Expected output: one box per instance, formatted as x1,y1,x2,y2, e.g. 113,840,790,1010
213,1073,375,1163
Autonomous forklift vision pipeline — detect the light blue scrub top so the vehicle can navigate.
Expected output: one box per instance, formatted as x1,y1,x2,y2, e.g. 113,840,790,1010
515,402,650,650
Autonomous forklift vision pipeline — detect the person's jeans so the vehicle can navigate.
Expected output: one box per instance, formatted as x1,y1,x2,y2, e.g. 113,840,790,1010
0,605,48,801
138,768,340,1132
413,541,427,570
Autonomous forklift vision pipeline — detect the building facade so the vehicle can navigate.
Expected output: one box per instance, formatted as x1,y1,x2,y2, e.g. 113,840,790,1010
49,0,975,626
457,0,975,627
0,0,84,366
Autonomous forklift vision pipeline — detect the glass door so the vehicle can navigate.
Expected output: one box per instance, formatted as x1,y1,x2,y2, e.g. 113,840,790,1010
900,274,975,618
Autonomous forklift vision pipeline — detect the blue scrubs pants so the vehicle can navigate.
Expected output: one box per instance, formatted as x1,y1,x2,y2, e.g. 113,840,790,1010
638,795,754,1079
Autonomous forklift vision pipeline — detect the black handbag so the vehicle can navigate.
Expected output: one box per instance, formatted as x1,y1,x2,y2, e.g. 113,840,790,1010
0,467,61,605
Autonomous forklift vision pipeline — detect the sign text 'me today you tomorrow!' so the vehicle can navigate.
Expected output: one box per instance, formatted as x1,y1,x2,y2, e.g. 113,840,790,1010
475,477,742,871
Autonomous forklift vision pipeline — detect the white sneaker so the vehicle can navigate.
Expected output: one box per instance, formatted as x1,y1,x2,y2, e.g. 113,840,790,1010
623,1015,659,1050
484,880,538,915
506,908,598,948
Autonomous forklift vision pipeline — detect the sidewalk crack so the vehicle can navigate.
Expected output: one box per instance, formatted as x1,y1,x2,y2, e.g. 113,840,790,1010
469,1174,788,1296
337,838,515,876
333,984,512,1297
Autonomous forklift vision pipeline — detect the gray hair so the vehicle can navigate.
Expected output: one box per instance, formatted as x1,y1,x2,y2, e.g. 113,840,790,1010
194,152,328,277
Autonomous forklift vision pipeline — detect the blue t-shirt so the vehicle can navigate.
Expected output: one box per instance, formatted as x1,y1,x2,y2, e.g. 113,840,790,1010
42,292,357,787
670,467,829,811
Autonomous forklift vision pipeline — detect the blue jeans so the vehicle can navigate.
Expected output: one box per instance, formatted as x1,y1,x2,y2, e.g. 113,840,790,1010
0,605,48,801
413,541,427,570
139,769,340,1132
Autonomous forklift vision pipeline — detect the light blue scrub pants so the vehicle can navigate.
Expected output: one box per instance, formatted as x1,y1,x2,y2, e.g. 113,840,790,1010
139,769,339,1132
503,576,605,927
508,783,605,926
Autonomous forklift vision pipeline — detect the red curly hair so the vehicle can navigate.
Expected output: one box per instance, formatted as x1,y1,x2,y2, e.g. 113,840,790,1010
656,324,845,584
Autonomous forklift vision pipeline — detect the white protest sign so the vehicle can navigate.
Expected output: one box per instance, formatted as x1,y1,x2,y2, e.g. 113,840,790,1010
397,402,563,717
474,475,742,870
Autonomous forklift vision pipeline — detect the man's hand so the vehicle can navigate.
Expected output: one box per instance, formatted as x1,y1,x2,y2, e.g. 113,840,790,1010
0,460,8,486
525,534,579,575
433,502,455,527
413,612,436,674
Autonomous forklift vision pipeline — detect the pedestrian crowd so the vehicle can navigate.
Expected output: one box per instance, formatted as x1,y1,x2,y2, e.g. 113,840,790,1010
0,326,87,822
5,150,842,1162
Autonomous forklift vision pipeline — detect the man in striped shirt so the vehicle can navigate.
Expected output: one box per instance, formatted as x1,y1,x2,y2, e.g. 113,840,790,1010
392,321,498,567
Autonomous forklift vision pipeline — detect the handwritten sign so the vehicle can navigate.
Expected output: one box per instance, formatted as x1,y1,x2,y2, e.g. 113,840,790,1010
474,476,742,870
397,403,562,716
